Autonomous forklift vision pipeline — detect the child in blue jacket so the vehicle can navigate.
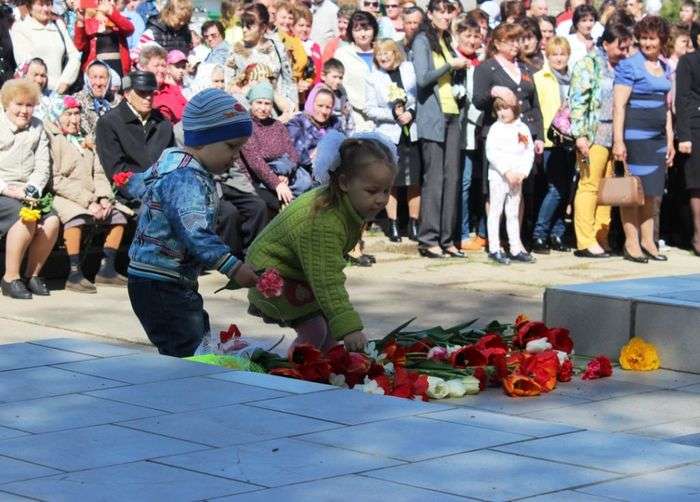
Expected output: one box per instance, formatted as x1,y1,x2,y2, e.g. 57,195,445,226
127,89,258,357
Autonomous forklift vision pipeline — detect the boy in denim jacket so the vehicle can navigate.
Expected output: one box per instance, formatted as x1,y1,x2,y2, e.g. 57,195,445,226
127,89,259,357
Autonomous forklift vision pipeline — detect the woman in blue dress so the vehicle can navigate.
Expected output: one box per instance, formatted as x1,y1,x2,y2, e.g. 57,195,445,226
612,16,674,263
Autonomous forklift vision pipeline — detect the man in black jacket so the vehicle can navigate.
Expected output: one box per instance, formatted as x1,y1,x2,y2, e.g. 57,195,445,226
95,70,174,204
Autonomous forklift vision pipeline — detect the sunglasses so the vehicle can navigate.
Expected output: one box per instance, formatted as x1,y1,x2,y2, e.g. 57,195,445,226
385,3,400,8
364,1,379,7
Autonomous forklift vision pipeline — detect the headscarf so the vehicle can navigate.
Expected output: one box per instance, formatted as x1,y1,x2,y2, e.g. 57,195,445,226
48,94,84,150
304,83,336,118
83,60,114,116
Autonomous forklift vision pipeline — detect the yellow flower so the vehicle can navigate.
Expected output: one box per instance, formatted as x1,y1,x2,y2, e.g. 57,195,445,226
619,337,660,371
19,206,41,223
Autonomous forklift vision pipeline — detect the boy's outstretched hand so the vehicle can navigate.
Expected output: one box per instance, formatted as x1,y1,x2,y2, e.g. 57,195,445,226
344,331,368,352
233,263,259,288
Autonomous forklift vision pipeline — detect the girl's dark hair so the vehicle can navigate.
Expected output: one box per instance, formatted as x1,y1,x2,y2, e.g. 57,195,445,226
242,3,269,28
634,15,671,51
455,16,481,35
597,22,632,47
537,15,556,29
420,0,455,56
313,139,397,213
572,4,598,33
346,10,378,45
691,21,700,50
519,16,542,42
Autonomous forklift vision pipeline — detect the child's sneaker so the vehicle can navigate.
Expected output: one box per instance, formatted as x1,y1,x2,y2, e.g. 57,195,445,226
510,251,536,263
488,251,510,265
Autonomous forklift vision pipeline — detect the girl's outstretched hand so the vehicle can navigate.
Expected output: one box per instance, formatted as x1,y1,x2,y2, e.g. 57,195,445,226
232,263,259,288
344,331,368,352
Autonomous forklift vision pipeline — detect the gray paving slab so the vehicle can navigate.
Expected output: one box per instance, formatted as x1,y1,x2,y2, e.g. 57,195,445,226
86,376,288,413
0,366,127,403
249,388,452,425
1,461,259,501
207,370,336,394
214,474,470,501
441,388,593,415
679,382,700,393
0,424,208,471
496,430,700,475
609,368,700,389
524,491,617,501
421,408,581,438
667,433,700,447
0,394,165,433
119,403,341,448
365,449,617,501
0,455,60,484
527,390,700,432
155,437,403,487
28,338,145,358
0,491,37,501
551,378,660,402
55,353,229,384
298,416,529,462
0,426,28,441
577,464,700,501
622,417,700,439
0,342,94,371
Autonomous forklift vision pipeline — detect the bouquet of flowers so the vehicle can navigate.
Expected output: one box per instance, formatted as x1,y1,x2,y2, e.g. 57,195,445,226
214,314,615,401
387,83,410,137
19,188,53,223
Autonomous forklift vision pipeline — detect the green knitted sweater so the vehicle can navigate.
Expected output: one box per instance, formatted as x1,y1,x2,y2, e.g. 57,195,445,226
246,187,364,340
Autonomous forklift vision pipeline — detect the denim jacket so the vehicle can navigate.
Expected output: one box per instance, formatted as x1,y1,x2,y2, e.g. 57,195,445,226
127,148,239,287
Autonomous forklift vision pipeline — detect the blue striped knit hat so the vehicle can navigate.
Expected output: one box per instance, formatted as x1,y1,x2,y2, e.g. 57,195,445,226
182,89,252,147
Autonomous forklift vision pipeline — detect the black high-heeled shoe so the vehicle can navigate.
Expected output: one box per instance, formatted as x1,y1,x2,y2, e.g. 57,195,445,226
641,248,668,261
388,219,401,243
408,219,419,242
623,249,649,264
419,247,446,259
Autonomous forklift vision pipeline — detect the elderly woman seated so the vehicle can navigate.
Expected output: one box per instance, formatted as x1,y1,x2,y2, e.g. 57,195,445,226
44,95,131,293
0,79,59,300
74,60,122,140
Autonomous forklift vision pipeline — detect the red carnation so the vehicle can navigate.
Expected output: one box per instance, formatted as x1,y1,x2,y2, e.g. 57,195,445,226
546,328,574,354
558,359,573,382
582,356,613,380
256,268,284,299
112,171,134,188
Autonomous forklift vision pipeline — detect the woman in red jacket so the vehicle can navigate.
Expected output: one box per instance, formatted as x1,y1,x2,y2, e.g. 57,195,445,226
74,0,134,79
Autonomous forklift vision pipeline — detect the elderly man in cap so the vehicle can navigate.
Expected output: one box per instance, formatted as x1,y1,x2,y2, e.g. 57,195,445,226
95,70,174,204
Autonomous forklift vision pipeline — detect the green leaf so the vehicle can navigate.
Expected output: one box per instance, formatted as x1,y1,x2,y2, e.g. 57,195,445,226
214,277,243,294
386,317,417,337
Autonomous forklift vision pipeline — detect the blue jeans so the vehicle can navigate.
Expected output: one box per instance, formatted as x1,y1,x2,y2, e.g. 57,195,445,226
533,147,576,240
461,150,487,241
128,276,209,357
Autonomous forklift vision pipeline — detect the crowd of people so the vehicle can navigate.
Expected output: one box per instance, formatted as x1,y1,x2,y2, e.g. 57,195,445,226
1,0,700,302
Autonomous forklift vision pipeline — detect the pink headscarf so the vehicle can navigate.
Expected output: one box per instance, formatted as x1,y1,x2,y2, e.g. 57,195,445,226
303,83,336,117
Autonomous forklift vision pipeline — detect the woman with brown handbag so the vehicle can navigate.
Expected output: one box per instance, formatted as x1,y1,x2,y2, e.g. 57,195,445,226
612,16,675,263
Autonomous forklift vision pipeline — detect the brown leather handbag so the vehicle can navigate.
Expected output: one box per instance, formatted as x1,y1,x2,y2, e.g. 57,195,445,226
596,161,645,207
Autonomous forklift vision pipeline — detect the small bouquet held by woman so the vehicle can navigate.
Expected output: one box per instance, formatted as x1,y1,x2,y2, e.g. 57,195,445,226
388,83,411,137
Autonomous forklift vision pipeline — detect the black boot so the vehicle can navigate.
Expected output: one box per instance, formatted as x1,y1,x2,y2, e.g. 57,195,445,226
388,219,402,243
549,235,571,252
1,279,32,299
408,219,419,242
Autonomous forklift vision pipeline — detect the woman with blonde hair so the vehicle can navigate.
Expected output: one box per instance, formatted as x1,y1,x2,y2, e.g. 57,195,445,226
0,79,59,299
142,0,193,53
365,37,420,242
532,36,575,253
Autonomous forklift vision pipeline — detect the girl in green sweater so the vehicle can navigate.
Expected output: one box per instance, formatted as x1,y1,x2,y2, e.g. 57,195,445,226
246,131,397,353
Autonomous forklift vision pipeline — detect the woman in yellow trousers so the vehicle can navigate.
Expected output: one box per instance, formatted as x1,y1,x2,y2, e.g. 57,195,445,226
569,24,632,257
